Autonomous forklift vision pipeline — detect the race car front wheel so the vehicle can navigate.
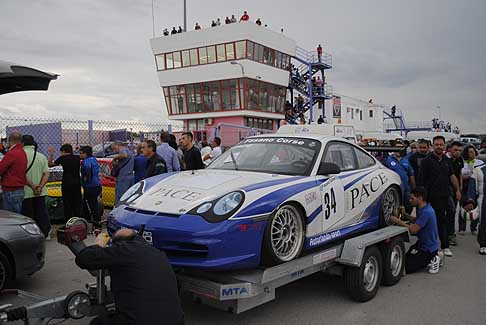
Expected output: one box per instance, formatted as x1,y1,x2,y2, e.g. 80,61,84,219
261,204,305,266
0,250,12,291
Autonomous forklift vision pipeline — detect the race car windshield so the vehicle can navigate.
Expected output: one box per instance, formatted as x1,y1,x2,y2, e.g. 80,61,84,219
208,137,321,176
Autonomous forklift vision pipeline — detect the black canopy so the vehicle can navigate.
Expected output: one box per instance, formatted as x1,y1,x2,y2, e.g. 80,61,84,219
0,60,58,95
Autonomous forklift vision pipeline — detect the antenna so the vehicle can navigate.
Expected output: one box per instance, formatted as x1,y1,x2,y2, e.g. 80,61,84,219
151,0,155,37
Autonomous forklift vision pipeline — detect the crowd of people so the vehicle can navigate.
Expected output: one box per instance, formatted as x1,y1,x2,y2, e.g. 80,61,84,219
161,11,277,36
432,118,460,133
380,136,486,274
0,130,223,236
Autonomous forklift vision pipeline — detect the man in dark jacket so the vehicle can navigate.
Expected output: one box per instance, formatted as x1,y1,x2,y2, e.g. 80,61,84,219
409,139,430,178
75,229,184,325
180,132,204,170
143,140,167,178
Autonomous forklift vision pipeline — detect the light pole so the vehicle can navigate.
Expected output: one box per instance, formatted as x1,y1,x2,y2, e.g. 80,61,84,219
183,0,187,32
230,61,245,76
436,105,441,120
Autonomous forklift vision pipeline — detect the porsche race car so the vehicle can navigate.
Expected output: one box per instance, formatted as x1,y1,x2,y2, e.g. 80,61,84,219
108,128,401,270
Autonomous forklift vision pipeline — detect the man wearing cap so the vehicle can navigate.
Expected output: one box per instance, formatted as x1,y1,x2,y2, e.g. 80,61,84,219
386,139,416,212
76,229,184,325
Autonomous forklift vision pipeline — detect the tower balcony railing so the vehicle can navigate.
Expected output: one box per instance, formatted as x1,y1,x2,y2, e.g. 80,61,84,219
295,46,332,67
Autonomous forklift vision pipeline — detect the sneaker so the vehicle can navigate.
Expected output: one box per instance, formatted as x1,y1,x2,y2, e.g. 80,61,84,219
45,234,52,241
437,251,445,267
458,231,465,236
479,247,486,255
428,255,440,274
449,236,457,246
443,248,453,257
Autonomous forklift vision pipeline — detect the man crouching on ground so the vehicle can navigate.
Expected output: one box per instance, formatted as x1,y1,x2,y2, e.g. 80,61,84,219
75,229,184,325
389,187,441,274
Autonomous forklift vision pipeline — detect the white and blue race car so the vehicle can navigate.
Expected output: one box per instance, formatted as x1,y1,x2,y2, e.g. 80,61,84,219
108,129,401,270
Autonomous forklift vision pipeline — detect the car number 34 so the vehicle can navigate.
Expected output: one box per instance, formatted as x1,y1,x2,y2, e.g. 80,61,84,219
320,180,345,230
323,188,337,220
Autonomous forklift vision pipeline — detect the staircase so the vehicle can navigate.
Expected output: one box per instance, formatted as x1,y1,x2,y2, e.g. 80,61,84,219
286,46,333,124
383,107,433,135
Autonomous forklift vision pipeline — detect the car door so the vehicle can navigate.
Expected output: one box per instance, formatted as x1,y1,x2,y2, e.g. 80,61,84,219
317,141,355,233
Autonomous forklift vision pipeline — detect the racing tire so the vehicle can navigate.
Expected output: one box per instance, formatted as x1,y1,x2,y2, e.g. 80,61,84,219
261,204,305,266
379,186,401,227
0,250,12,291
381,237,405,286
344,246,382,302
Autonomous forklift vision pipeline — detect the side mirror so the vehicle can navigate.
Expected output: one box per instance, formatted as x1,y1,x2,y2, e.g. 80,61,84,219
317,162,341,175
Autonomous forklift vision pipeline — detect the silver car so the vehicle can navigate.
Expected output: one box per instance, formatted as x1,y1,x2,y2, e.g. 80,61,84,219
0,211,46,290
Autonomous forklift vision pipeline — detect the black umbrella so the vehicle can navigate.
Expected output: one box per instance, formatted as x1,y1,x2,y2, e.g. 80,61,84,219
0,60,58,95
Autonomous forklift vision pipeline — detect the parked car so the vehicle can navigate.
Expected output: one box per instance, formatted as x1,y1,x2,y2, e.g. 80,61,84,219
0,210,45,290
108,130,401,271
93,142,130,158
46,158,115,223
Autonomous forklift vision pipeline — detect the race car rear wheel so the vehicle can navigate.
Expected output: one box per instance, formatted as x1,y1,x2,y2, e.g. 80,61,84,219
380,186,400,226
261,204,305,266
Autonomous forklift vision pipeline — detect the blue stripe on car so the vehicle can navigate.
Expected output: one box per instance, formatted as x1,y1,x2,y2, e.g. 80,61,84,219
242,176,306,192
306,206,323,224
235,178,328,218
343,170,375,191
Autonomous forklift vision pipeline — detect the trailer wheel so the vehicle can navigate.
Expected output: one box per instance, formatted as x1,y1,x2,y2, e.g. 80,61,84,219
261,204,305,266
381,237,405,286
344,246,382,302
0,250,12,290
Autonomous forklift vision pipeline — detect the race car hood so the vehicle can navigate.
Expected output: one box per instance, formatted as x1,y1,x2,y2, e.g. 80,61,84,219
129,169,299,214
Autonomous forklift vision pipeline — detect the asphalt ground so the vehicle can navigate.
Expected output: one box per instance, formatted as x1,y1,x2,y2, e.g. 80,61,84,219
1,231,485,325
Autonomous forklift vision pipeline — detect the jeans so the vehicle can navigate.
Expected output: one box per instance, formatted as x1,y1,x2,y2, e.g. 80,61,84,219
2,189,24,214
115,174,134,204
446,195,456,236
22,196,51,237
83,186,102,226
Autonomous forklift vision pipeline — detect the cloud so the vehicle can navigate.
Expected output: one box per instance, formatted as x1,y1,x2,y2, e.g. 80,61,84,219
0,0,485,133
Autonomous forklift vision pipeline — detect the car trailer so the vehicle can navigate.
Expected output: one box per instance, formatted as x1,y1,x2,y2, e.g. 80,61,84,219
0,221,408,323
177,225,409,314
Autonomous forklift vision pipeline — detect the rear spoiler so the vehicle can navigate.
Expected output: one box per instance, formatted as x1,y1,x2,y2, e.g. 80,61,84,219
360,146,406,153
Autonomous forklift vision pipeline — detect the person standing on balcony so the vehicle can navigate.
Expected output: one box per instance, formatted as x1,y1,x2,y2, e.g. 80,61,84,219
170,27,177,35
112,142,134,204
0,131,27,214
225,16,231,24
256,18,262,26
177,26,183,33
317,44,323,62
216,18,221,26
48,144,81,221
211,20,217,27
157,131,180,172
240,11,250,22
231,14,237,23
391,105,396,116
195,22,201,30
163,28,169,36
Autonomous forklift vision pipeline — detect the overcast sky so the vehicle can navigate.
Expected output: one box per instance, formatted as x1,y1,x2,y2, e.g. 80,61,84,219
0,0,485,132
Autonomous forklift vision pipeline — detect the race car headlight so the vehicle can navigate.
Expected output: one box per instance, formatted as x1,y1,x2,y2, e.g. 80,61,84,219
213,192,243,216
117,181,145,206
191,191,245,223
21,223,41,235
